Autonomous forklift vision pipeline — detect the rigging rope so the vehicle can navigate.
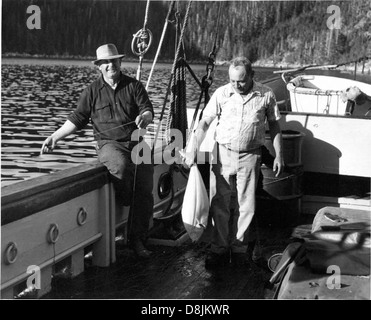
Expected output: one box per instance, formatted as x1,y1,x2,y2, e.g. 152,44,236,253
132,0,153,81
186,0,223,142
142,0,150,30
170,1,192,76
145,1,175,91
152,0,192,151
203,0,223,95
165,2,192,147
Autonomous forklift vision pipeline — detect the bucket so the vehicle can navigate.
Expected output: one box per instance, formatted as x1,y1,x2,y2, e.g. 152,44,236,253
264,130,305,166
260,164,303,200
257,164,303,219
257,130,305,225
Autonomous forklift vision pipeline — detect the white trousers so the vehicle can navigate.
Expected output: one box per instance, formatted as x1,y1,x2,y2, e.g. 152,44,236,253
210,143,261,254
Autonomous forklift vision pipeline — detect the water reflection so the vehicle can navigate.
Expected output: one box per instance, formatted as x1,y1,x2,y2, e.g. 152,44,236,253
1,59,277,187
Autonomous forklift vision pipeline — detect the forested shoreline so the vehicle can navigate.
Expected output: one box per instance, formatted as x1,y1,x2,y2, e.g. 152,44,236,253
2,0,371,68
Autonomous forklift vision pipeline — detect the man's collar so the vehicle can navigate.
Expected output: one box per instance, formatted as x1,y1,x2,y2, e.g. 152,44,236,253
227,81,262,97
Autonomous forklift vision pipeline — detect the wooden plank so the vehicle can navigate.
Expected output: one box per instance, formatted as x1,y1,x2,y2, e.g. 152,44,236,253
92,183,114,267
38,265,53,298
70,250,85,277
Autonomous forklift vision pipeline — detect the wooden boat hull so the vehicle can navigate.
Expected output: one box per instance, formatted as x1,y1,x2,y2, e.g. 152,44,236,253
1,145,188,299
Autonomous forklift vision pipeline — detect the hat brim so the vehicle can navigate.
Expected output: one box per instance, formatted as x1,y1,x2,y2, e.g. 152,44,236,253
92,54,125,65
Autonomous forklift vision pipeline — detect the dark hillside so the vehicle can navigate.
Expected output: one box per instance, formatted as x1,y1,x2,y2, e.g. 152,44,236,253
2,0,370,66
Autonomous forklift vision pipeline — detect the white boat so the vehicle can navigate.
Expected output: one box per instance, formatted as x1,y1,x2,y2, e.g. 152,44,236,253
286,74,371,116
2,0,370,300
259,63,371,300
269,64,371,213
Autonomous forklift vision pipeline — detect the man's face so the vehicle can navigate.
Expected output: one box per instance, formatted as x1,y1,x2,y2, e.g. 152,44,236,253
98,58,121,80
229,65,253,95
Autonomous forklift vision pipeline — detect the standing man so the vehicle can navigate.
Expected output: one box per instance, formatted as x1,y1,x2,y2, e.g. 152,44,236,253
183,57,284,268
41,43,154,258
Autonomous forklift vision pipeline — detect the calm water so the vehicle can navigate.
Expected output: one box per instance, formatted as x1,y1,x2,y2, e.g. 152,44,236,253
1,58,279,187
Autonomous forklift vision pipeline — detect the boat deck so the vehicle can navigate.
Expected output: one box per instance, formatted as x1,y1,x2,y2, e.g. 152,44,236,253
38,212,313,300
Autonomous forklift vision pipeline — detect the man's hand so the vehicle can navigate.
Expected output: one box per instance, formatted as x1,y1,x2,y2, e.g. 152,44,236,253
39,120,78,155
272,156,284,177
267,120,284,177
135,111,153,129
179,149,196,168
40,136,57,155
179,130,201,168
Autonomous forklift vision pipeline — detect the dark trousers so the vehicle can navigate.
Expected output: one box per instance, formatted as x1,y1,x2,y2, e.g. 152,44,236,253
97,141,154,242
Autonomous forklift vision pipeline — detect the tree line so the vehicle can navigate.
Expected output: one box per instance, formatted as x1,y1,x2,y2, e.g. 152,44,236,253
2,0,370,67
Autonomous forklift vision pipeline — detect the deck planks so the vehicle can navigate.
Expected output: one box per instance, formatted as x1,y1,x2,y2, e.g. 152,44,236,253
40,220,301,300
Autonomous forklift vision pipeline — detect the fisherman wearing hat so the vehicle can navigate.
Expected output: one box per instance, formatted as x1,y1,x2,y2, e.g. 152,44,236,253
41,44,155,258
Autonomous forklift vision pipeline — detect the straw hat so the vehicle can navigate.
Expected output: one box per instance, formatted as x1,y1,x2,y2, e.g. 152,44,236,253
92,43,125,65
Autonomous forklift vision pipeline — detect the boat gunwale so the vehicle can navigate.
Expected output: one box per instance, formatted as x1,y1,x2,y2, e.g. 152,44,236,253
1,144,186,225
280,110,371,120
1,160,110,225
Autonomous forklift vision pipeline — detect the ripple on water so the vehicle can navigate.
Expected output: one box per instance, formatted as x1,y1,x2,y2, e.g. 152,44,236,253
2,62,277,186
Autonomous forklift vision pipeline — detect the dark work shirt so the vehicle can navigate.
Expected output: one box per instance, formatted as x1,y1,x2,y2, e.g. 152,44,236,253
67,72,154,143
